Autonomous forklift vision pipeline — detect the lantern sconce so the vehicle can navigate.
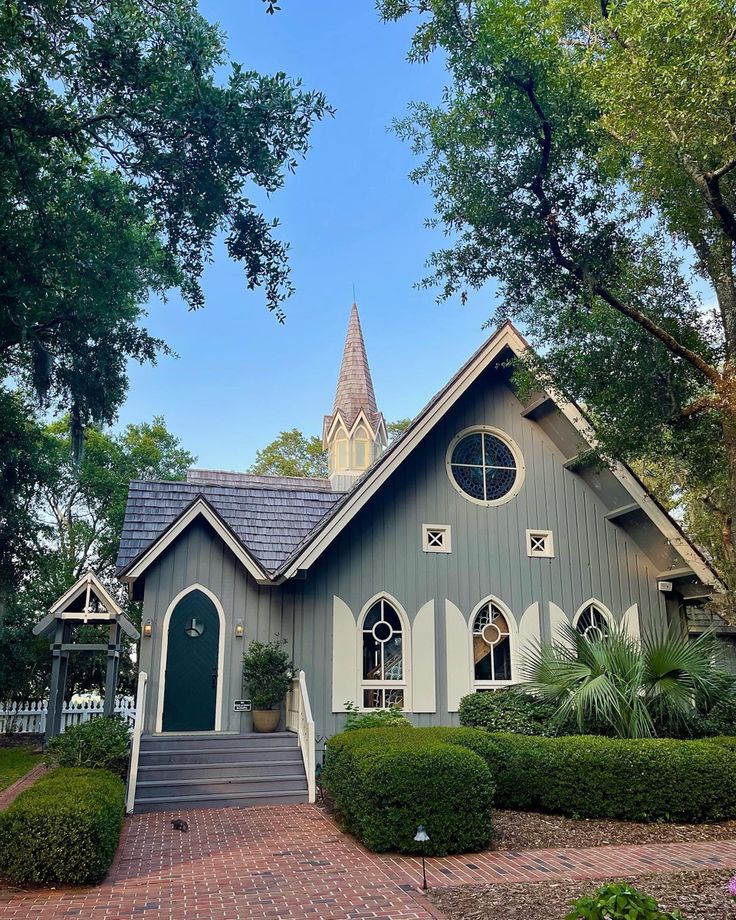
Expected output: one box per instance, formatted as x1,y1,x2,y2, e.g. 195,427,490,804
235,619,245,638
143,619,153,638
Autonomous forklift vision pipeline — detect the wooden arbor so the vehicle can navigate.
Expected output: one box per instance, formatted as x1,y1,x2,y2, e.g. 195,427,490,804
33,572,140,743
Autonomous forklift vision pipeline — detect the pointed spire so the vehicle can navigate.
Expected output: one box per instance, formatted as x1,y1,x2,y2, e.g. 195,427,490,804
332,303,379,426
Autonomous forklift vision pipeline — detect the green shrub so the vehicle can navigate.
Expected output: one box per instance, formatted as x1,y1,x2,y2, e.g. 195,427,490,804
242,637,293,710
483,733,736,822
0,768,125,885
324,727,494,855
566,883,681,919
703,697,736,736
459,689,564,735
46,715,130,777
343,702,412,731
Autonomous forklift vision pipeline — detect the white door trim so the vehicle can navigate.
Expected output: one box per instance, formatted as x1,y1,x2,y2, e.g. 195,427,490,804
156,583,227,733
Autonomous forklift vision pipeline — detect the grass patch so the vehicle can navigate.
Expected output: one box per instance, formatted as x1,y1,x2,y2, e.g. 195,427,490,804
0,747,40,792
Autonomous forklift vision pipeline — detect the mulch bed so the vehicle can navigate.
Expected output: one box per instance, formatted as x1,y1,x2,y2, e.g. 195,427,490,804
0,735,42,750
428,870,736,919
492,809,736,850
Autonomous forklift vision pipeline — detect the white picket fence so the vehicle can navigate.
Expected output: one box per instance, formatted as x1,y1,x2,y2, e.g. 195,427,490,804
0,697,136,734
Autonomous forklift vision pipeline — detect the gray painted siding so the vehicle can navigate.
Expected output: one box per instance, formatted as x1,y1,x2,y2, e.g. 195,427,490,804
138,368,668,741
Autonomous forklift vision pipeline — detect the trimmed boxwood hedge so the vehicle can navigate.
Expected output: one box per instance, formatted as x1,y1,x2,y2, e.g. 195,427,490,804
324,727,495,855
0,768,125,886
482,733,736,822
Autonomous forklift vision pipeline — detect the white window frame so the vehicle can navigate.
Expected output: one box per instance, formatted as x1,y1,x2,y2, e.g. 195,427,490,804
572,599,614,638
468,595,517,689
446,426,525,507
526,529,554,558
422,524,452,554
357,592,412,712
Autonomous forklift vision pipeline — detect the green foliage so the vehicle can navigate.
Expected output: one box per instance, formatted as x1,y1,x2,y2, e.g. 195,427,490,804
523,624,723,738
0,768,124,886
46,717,130,778
566,883,682,920
250,429,328,478
343,701,412,731
242,638,293,710
380,0,736,587
0,0,329,608
324,727,494,855
459,689,564,736
704,697,736,737
0,748,41,792
484,732,736,822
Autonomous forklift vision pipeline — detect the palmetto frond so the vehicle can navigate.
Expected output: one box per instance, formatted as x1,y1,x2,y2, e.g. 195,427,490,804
522,622,721,739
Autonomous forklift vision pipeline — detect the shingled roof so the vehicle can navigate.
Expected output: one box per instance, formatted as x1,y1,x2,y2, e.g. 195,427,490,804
116,472,343,575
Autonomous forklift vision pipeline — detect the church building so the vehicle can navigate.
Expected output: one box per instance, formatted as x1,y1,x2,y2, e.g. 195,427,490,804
117,306,721,812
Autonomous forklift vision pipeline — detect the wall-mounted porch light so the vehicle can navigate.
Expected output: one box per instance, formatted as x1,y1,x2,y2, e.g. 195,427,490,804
142,619,153,638
235,619,245,638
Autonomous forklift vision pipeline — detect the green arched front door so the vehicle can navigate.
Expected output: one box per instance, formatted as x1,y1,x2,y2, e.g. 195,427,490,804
162,590,220,732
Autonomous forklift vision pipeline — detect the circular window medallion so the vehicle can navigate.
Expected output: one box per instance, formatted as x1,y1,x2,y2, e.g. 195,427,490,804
447,427,524,506
372,620,393,643
481,622,501,645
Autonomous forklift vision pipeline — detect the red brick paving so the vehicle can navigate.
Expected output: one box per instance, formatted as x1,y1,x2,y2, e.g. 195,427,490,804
0,805,735,919
0,763,46,811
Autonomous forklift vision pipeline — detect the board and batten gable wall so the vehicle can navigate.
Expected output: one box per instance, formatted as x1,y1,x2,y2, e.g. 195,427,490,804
289,365,669,738
137,518,297,734
136,365,669,739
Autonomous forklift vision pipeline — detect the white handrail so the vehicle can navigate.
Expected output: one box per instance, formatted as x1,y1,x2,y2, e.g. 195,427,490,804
286,670,316,803
126,670,148,814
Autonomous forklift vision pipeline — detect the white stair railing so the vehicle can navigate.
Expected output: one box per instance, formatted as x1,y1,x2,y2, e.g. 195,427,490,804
126,671,148,814
286,670,316,803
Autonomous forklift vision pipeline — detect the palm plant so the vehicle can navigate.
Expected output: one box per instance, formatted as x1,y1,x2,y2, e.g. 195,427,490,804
522,624,723,739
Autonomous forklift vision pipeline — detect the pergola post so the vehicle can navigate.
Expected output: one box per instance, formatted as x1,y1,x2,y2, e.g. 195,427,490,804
104,622,122,718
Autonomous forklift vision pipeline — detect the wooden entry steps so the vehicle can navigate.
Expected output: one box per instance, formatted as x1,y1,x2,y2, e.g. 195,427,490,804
133,732,309,813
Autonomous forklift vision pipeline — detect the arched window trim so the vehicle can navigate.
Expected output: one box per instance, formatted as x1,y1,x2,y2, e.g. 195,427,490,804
356,592,412,712
467,595,517,688
445,425,525,507
155,583,227,733
572,599,614,638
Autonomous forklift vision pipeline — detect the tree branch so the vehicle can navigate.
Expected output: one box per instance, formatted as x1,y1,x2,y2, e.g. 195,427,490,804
509,75,724,388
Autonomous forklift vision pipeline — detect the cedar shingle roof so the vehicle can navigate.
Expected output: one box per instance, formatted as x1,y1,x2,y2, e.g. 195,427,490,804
115,474,343,575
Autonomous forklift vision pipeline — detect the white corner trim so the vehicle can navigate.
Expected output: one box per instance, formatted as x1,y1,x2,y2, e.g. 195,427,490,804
422,524,452,554
526,529,555,558
124,498,268,584
155,584,226,734
446,425,526,507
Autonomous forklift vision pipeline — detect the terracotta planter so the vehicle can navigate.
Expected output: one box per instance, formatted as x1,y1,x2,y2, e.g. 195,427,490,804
252,709,280,733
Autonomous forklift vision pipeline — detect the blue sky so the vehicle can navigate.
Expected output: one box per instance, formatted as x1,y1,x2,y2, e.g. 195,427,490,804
118,1,499,471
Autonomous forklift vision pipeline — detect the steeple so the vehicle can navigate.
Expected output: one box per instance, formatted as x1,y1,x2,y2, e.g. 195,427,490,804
323,303,387,489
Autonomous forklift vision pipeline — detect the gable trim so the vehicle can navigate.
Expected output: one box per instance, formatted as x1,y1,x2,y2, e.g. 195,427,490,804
120,496,269,585
49,571,123,618
279,322,721,590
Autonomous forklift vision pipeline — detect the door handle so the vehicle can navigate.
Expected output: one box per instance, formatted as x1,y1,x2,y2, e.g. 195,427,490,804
211,667,218,689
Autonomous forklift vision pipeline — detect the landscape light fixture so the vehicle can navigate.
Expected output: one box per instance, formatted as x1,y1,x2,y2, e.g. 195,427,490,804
414,824,430,890
143,619,153,638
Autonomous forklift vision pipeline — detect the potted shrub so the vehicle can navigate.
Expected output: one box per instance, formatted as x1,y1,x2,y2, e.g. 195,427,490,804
242,637,293,732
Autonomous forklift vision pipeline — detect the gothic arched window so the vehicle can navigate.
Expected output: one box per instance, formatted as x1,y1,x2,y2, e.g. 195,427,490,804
471,600,513,684
361,597,407,709
574,602,611,640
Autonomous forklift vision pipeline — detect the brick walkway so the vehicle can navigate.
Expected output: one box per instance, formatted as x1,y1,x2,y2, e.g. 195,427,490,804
0,805,735,919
